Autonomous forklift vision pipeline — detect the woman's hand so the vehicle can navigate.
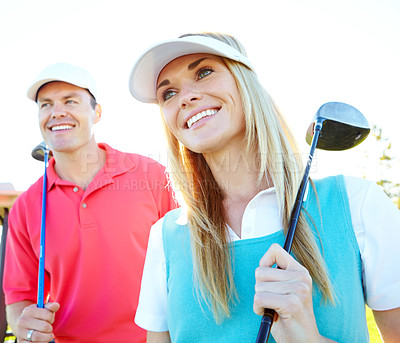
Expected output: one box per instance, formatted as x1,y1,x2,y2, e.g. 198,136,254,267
254,243,333,343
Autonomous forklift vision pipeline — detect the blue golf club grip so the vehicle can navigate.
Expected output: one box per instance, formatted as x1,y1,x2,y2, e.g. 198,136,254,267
37,147,49,308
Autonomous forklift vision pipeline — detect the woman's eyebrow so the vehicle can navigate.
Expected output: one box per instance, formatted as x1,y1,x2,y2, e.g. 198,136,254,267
157,58,209,90
157,79,170,90
188,58,207,70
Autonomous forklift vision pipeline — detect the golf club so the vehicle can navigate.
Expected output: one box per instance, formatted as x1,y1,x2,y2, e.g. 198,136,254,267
32,142,51,308
255,102,370,343
32,141,53,162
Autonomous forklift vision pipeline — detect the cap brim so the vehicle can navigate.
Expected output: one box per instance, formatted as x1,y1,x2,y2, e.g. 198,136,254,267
129,36,253,104
26,63,98,102
27,79,54,101
27,78,97,102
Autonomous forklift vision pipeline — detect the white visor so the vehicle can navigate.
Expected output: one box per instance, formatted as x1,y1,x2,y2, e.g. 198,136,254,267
128,35,254,104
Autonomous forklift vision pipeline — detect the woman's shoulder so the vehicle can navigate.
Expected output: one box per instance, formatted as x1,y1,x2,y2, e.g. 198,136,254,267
312,174,377,198
309,175,387,214
153,208,188,241
342,175,388,209
162,208,186,227
342,175,377,195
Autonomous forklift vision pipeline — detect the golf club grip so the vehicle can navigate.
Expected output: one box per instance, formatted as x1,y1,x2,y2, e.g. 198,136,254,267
256,308,274,342
254,204,303,343
37,148,49,308
255,120,322,342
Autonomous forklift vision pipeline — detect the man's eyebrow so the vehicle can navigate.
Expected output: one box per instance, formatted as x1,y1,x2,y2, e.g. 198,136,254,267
37,97,52,103
61,93,81,99
37,93,81,103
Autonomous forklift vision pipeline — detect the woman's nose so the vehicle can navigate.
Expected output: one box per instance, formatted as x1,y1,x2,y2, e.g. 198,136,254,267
179,86,202,109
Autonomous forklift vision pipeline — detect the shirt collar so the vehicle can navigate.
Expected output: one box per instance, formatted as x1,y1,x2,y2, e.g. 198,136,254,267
45,143,137,191
175,186,277,226
174,182,310,226
99,143,137,177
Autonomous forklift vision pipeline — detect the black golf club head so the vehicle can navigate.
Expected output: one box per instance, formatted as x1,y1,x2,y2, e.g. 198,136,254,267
32,142,53,162
306,102,370,151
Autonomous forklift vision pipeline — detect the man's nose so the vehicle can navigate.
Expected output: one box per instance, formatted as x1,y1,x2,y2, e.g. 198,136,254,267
51,104,67,118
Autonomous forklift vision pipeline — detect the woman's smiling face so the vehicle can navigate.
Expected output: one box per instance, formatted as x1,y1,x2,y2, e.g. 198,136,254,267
156,53,245,155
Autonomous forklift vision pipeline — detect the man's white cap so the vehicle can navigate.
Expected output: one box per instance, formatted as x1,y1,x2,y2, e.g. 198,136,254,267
129,35,254,104
27,62,98,101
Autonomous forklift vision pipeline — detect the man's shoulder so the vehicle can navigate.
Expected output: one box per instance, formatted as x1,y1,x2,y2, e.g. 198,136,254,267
104,144,166,174
102,143,163,163
127,153,167,180
10,176,43,215
133,153,166,168
19,176,44,198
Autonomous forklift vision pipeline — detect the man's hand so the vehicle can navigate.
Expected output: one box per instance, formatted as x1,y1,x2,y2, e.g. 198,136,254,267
7,301,60,342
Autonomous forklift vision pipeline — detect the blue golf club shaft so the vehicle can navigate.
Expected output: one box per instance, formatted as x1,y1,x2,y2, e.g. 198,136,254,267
255,119,323,343
37,146,49,308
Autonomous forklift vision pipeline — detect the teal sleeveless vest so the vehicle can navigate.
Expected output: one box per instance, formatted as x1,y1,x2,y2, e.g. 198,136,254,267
162,175,369,342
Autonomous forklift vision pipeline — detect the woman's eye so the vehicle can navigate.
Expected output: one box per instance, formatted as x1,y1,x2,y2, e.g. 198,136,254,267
197,68,213,79
66,100,76,104
40,103,50,109
163,90,176,101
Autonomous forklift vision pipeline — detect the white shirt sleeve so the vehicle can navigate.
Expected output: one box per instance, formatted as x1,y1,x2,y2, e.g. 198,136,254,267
344,175,400,310
134,217,169,332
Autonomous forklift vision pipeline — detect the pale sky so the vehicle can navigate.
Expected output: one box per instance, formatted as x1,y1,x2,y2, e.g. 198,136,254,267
1,0,399,190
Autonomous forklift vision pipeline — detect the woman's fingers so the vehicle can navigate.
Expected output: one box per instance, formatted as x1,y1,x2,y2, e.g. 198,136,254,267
254,244,313,317
253,244,322,342
255,266,310,284
259,243,306,271
254,281,311,317
255,269,311,294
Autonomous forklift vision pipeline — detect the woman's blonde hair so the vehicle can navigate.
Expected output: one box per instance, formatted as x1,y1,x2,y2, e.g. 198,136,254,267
161,32,334,322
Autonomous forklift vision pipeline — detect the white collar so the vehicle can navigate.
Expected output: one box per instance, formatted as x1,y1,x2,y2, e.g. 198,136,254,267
174,180,310,226
175,186,278,225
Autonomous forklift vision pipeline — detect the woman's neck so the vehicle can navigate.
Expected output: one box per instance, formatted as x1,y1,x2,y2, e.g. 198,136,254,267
204,147,268,196
203,147,271,237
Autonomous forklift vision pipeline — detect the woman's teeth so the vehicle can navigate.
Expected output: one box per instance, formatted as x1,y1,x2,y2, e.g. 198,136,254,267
52,125,73,131
187,109,217,128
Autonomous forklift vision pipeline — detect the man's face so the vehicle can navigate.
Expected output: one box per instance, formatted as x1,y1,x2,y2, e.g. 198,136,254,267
36,81,101,154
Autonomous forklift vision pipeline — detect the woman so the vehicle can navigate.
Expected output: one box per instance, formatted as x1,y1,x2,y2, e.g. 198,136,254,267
129,33,400,342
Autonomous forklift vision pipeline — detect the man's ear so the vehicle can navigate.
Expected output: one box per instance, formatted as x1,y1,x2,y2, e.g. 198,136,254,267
94,104,102,123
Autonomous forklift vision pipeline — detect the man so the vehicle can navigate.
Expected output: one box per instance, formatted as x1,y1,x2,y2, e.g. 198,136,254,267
3,63,176,342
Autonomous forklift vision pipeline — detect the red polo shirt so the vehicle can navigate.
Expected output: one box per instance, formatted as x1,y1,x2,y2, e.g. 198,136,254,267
4,143,176,342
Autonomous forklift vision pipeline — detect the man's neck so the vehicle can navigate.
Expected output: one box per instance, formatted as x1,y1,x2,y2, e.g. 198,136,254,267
53,144,107,190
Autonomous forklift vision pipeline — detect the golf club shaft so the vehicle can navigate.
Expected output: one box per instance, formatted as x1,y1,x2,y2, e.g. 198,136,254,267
37,146,49,308
255,119,323,343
